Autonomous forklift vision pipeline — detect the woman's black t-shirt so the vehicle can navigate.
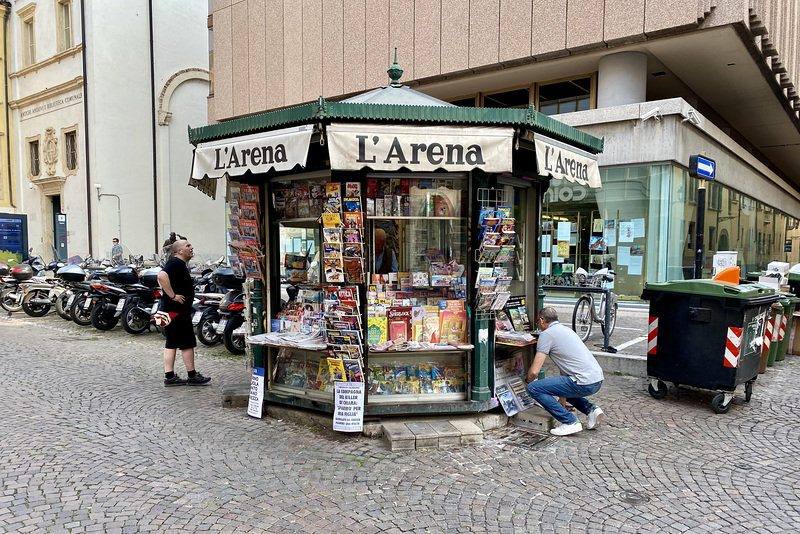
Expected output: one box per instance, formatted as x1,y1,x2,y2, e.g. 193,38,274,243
161,257,194,314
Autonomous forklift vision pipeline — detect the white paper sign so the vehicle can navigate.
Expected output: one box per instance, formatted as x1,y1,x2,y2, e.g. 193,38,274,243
604,228,616,247
618,246,631,266
247,367,265,419
619,221,634,243
541,257,551,275
541,234,551,253
552,245,564,263
192,125,313,180
557,222,571,242
633,218,646,238
327,123,513,172
333,381,365,432
628,256,643,275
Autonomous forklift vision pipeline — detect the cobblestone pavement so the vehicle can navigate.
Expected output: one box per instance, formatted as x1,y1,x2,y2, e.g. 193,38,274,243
1,312,799,533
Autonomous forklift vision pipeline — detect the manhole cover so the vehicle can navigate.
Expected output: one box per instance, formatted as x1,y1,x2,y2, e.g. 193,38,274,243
616,490,650,504
485,426,553,451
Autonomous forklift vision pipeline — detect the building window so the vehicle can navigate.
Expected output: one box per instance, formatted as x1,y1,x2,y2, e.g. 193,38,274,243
29,140,40,177
57,0,73,51
64,129,77,171
17,3,36,67
482,88,531,109
448,95,479,107
536,76,594,116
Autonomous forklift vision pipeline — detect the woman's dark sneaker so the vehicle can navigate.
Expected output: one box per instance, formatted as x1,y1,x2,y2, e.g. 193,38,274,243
164,375,187,387
187,372,211,385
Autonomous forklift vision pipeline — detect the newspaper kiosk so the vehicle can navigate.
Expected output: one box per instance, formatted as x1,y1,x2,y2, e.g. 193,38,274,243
187,60,604,416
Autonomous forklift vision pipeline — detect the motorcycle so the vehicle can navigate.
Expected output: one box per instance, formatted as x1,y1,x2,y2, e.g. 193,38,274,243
193,293,224,346
119,267,162,335
89,266,142,331
52,264,88,321
1,254,47,313
69,266,112,326
20,261,68,317
213,268,247,354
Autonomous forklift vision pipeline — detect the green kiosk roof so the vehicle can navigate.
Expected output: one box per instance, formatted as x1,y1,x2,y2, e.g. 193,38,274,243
188,57,603,155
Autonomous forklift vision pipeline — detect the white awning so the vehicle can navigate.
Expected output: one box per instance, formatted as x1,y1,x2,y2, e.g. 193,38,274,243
190,124,313,180
534,133,601,188
327,123,514,173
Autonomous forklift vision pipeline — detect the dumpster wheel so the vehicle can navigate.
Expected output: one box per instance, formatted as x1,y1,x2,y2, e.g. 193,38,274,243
745,380,754,403
648,379,668,399
712,392,734,414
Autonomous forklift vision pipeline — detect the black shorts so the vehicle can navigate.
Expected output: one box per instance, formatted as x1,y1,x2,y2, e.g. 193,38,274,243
164,312,197,350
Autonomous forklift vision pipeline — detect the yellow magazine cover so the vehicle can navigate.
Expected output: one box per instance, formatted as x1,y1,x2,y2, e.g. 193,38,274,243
327,358,346,381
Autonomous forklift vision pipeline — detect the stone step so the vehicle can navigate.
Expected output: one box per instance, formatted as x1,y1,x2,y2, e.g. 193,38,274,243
382,419,484,451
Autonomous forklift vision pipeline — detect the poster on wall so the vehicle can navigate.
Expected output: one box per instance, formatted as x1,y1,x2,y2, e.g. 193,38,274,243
619,221,634,243
633,218,646,238
589,236,607,251
556,241,570,258
557,222,571,242
593,219,603,233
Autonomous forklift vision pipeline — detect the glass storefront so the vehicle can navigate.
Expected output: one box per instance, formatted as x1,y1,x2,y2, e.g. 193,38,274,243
542,164,799,299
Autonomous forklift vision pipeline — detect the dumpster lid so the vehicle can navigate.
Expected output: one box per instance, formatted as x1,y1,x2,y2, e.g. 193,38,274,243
642,279,776,299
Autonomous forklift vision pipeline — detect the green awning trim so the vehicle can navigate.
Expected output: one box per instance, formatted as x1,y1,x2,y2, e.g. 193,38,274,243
188,97,603,154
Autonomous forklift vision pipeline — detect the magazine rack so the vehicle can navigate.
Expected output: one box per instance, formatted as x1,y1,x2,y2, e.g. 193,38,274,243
475,187,512,321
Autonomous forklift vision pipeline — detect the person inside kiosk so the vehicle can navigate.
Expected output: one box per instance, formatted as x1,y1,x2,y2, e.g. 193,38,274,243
374,227,398,274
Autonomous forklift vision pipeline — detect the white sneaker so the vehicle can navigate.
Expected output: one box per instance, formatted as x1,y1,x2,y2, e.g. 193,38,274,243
587,406,604,430
550,420,583,436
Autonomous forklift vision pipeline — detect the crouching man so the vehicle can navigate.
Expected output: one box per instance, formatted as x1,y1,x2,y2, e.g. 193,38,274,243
526,307,604,436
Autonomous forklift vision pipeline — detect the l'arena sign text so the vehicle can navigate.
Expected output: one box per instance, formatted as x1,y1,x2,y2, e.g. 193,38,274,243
191,125,313,180
328,124,513,172
533,134,601,189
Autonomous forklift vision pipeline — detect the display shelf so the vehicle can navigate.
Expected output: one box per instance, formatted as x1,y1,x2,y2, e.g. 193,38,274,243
367,348,472,355
368,392,466,403
273,217,320,227
367,216,463,221
270,383,333,400
246,339,327,351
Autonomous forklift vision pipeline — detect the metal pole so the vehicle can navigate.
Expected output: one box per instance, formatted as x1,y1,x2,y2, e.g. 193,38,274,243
604,287,611,350
694,179,706,279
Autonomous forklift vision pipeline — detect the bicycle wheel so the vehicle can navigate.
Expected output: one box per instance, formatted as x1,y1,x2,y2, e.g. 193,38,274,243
572,296,593,341
600,303,618,338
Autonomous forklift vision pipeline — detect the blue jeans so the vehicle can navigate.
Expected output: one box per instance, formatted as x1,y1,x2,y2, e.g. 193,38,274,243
526,376,603,424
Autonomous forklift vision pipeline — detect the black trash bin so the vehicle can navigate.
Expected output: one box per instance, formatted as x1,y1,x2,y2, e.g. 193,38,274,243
641,280,778,414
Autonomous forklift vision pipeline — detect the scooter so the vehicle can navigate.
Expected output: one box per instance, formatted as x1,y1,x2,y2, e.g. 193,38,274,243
193,293,224,346
89,266,143,331
216,287,246,354
212,268,246,354
119,267,163,335
0,254,47,313
19,260,69,317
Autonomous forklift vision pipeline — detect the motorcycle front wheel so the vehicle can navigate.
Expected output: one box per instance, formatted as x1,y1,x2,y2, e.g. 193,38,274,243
197,313,222,346
1,287,23,313
223,315,245,354
91,300,119,331
70,295,94,326
55,292,73,321
121,299,150,335
21,289,52,317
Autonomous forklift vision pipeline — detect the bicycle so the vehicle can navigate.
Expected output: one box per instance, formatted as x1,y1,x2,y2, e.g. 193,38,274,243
571,267,618,342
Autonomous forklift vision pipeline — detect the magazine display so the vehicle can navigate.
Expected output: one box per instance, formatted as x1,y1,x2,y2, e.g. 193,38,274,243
494,353,536,416
227,184,262,279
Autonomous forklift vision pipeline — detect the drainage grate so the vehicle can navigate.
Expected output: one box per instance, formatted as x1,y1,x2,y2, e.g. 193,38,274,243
484,425,554,451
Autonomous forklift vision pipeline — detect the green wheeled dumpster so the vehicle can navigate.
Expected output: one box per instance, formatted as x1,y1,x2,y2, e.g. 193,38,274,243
641,280,779,414
745,271,765,282
774,294,799,362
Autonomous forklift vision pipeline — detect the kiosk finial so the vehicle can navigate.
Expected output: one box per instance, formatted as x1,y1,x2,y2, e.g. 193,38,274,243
387,48,403,86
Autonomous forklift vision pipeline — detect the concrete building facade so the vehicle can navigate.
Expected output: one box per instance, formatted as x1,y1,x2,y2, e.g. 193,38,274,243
8,0,223,263
207,0,800,297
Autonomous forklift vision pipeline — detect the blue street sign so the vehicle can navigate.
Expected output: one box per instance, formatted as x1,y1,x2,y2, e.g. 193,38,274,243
689,154,715,180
